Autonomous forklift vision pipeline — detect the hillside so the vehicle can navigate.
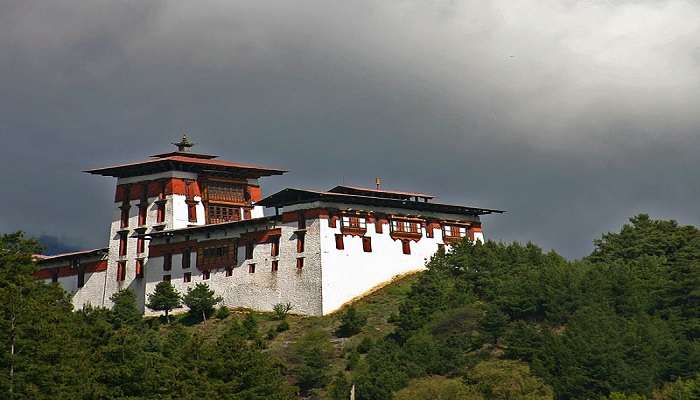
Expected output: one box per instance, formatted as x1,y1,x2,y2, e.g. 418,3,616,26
4,214,700,400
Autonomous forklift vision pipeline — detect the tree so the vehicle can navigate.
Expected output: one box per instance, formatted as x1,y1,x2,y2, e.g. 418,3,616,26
394,376,483,400
467,359,554,400
336,305,367,337
146,281,181,323
109,289,140,328
182,283,222,322
293,329,333,394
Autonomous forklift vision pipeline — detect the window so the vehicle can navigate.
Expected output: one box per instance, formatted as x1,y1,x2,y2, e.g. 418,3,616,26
298,212,306,229
362,237,372,252
335,234,344,250
207,182,246,203
183,272,191,283
328,215,337,228
116,261,126,282
163,254,172,271
225,266,233,277
187,200,197,223
182,250,191,269
51,268,59,283
342,216,366,229
135,259,144,278
163,274,171,282
270,237,280,257
203,246,227,258
202,270,210,280
118,232,127,256
245,243,254,260
375,220,383,234
402,240,411,255
248,263,256,273
426,224,434,238
77,269,85,288
444,225,467,238
271,260,279,272
156,201,165,223
208,204,240,224
120,206,130,228
296,257,304,270
243,208,252,220
297,233,305,253
138,204,147,226
137,237,145,254
392,220,420,233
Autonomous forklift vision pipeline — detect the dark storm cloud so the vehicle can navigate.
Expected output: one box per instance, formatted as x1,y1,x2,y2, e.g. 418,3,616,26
2,0,700,258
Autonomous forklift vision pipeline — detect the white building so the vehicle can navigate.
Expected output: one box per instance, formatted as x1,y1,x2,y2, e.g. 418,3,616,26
35,136,503,316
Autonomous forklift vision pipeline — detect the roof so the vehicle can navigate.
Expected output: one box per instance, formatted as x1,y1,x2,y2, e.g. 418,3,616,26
328,185,434,200
257,188,505,216
36,248,108,264
148,215,280,238
85,152,287,179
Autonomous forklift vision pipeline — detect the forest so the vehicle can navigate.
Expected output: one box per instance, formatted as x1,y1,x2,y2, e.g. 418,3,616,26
2,214,700,399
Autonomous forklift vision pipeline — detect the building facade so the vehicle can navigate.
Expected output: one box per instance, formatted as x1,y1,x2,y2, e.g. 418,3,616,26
35,137,503,316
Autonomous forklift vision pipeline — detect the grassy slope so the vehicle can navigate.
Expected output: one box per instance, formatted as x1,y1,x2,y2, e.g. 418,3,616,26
168,272,420,396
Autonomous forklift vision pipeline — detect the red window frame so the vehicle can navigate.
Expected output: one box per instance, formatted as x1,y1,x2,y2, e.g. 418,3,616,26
135,259,144,278
335,234,344,250
270,237,280,257
138,204,147,226
120,206,130,228
271,260,279,272
248,263,256,273
402,240,411,255
297,233,305,253
116,261,126,282
362,237,372,252
296,257,304,270
118,232,127,256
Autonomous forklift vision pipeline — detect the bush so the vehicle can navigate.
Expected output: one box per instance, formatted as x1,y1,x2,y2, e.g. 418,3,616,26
266,328,278,340
357,336,373,354
276,320,290,332
215,305,230,320
293,329,334,394
242,312,258,339
346,349,360,370
336,306,367,337
393,376,482,400
273,302,293,320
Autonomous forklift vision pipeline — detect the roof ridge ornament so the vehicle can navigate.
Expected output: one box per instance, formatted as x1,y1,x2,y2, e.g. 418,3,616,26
172,134,194,152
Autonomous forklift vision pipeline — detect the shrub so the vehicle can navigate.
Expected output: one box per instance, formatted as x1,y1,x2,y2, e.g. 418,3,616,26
215,305,230,320
266,328,278,340
357,336,373,354
276,320,290,332
273,302,293,320
393,376,482,400
109,288,141,328
346,349,360,370
336,306,367,337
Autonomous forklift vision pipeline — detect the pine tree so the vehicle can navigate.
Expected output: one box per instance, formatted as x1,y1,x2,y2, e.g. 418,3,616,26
182,283,222,322
109,289,141,328
146,281,181,323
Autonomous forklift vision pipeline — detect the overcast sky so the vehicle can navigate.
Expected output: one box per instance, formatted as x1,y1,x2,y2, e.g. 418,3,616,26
2,0,700,259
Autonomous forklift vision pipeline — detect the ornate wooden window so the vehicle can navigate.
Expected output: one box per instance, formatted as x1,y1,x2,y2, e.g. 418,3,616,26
207,182,246,204
443,224,467,238
390,219,423,241
340,215,367,236
208,204,240,224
